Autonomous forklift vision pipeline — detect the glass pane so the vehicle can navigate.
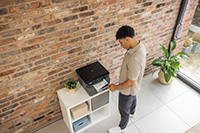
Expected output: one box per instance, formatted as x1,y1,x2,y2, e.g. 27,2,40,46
179,1,200,85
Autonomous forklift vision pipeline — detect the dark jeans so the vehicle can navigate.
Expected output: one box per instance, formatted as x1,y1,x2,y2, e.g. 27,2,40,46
118,92,137,129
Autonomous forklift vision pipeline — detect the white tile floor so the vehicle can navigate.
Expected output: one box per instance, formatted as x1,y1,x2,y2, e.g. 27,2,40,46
35,72,200,133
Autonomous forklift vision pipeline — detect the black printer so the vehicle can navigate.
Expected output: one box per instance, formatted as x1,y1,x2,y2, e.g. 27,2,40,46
76,61,110,96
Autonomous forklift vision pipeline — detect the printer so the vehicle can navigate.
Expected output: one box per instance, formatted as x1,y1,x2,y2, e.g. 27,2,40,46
76,61,110,96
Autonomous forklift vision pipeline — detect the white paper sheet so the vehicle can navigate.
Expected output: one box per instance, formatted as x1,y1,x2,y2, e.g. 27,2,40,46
93,79,108,92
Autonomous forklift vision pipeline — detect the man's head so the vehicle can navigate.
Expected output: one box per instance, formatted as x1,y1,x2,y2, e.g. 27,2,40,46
116,25,136,50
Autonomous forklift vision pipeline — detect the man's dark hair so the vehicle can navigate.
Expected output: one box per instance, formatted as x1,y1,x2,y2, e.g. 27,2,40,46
116,25,135,40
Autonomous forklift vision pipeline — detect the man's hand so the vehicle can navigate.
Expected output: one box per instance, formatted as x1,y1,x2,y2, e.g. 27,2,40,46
108,84,117,91
108,78,136,92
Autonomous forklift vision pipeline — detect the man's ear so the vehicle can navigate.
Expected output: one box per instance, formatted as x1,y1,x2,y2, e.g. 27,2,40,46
125,37,130,42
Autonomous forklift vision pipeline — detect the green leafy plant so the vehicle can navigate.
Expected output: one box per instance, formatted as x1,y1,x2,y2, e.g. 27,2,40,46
192,32,200,43
192,1,200,27
184,36,192,47
64,79,77,90
151,41,189,83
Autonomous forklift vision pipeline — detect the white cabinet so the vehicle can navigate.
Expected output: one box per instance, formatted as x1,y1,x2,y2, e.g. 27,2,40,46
57,82,111,133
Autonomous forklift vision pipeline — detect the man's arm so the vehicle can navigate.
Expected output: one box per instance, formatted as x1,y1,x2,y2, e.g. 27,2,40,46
108,78,136,91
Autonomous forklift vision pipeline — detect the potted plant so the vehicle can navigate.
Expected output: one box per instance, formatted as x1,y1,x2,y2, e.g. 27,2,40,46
152,41,189,84
191,32,200,53
181,36,193,57
64,79,77,93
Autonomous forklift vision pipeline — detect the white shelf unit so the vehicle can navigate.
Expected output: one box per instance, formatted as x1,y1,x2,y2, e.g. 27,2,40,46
57,82,111,133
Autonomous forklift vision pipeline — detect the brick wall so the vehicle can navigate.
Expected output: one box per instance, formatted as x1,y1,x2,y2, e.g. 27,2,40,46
0,0,198,132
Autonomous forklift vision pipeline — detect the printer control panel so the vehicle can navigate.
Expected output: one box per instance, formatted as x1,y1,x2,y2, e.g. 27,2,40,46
89,76,104,85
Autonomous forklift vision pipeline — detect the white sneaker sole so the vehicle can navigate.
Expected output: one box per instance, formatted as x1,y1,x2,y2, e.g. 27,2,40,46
130,114,135,118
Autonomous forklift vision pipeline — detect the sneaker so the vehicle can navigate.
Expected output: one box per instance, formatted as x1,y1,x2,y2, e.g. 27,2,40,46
109,126,127,133
130,113,135,118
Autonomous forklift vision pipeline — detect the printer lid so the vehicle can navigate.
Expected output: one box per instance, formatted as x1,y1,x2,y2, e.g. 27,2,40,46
76,61,109,83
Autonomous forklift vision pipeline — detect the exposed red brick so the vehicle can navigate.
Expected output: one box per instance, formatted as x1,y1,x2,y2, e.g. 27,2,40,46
0,14,21,23
59,34,74,41
104,0,117,5
51,42,67,49
43,50,58,57
31,2,40,9
20,96,37,104
28,36,47,44
0,69,15,77
53,84,64,91
0,122,13,131
30,65,45,72
68,47,82,54
16,103,29,110
73,55,84,61
11,95,27,103
68,37,82,43
0,0,14,7
0,94,6,100
41,0,51,7
34,14,53,23
44,19,61,27
0,8,7,15
29,89,44,97
89,3,104,10
0,38,16,46
79,11,94,18
1,29,22,37
124,1,136,7
47,31,63,39
0,24,10,31
118,18,127,24
23,9,44,18
51,52,66,60
38,115,51,123
72,6,88,13
9,4,29,13
36,103,48,110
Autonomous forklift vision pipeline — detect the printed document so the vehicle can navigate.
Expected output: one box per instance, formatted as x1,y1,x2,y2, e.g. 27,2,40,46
93,79,108,92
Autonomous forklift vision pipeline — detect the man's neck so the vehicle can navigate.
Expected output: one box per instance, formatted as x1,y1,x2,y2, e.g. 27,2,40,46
130,38,139,49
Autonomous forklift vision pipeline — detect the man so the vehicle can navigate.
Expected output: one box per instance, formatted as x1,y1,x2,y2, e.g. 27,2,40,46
108,25,146,133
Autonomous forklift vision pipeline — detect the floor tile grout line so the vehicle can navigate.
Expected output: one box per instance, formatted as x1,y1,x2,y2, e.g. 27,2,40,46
165,104,192,128
131,103,191,133
111,87,164,124
130,104,166,124
164,88,191,105
111,82,166,125
133,123,142,133
96,78,194,132
143,83,166,104
130,82,191,124
143,77,193,106
141,81,192,128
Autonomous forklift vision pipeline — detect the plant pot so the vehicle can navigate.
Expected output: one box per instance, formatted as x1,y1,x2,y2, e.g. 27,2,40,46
158,70,174,85
181,46,193,57
68,88,76,93
191,43,200,54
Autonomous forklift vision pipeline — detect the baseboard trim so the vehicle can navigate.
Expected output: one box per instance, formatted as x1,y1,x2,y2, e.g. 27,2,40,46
31,117,63,133
177,72,200,93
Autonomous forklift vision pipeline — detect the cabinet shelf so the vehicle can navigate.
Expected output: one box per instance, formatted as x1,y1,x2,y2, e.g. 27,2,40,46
92,103,109,113
57,82,111,133
92,105,109,124
70,100,91,122
73,115,92,133
71,112,91,122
